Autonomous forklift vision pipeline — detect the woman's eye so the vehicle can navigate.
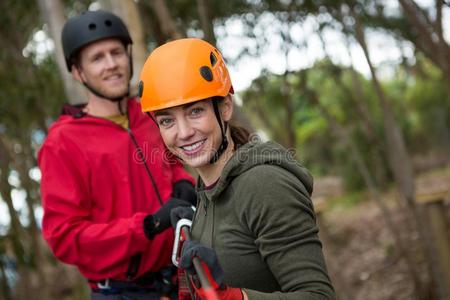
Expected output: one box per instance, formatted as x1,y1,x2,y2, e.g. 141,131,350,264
190,107,204,115
158,118,173,127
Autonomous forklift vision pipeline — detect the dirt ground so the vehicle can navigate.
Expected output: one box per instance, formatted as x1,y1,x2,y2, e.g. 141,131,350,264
314,167,450,300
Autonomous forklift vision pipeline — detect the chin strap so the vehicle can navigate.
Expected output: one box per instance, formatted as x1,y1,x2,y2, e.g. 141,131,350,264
208,97,229,164
118,101,124,115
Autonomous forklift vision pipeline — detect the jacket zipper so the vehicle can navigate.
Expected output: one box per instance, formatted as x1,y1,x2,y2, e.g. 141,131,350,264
124,106,163,279
191,193,209,244
128,128,164,206
125,106,164,206
78,102,164,279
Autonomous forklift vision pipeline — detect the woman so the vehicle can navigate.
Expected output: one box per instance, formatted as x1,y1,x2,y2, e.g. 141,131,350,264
138,38,335,300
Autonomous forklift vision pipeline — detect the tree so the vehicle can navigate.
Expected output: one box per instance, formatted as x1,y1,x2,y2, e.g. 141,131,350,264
99,0,148,94
37,0,85,104
397,0,450,94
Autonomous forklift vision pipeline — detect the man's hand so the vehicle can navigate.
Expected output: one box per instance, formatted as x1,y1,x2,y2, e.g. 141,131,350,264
172,180,197,206
143,198,191,239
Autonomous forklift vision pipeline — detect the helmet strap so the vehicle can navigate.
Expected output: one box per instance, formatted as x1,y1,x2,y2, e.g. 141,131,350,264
209,97,229,164
128,45,134,80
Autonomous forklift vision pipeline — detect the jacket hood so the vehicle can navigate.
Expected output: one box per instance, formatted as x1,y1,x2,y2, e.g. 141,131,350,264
61,103,87,117
199,141,313,200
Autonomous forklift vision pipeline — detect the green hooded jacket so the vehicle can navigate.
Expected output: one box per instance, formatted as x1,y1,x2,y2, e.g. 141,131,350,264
191,141,335,299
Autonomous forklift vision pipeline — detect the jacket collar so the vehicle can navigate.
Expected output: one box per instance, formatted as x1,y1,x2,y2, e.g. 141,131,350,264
60,98,138,119
61,103,87,118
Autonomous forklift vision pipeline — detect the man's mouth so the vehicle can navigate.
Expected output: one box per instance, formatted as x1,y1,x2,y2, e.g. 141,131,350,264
104,74,123,81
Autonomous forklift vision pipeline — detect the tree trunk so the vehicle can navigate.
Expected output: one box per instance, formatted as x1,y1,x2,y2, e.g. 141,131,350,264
148,0,255,137
37,0,85,104
196,0,216,44
149,0,184,40
281,14,301,149
318,29,390,188
351,9,445,299
398,0,450,99
354,17,415,201
0,248,12,300
281,74,296,149
0,139,24,261
422,198,450,298
300,71,424,298
0,138,33,300
342,37,392,189
99,0,148,94
13,135,51,299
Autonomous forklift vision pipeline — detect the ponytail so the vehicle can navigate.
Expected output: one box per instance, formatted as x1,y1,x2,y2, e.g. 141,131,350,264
229,123,251,149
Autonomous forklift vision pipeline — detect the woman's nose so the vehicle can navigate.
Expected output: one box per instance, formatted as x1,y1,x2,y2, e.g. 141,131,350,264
177,120,195,140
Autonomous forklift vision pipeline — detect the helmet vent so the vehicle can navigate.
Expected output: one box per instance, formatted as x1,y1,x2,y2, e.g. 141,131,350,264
105,20,112,27
88,23,96,30
210,52,217,66
200,66,213,82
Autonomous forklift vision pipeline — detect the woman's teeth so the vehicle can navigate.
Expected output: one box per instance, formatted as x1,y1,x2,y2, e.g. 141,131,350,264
182,140,205,151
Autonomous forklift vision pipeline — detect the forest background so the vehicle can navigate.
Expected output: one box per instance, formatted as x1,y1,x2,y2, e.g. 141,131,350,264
1,0,449,299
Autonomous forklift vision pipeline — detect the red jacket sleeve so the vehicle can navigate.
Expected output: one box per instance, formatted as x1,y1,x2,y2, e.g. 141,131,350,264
38,140,150,279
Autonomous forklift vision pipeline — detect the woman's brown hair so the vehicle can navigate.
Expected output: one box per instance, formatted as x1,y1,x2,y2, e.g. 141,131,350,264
216,95,251,149
229,123,251,149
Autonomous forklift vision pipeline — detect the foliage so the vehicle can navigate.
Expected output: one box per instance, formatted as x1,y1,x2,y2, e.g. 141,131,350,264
329,189,368,208
403,58,450,152
242,54,448,190
1,0,449,299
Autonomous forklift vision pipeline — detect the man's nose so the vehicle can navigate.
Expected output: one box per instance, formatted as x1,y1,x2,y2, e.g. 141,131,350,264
104,54,118,69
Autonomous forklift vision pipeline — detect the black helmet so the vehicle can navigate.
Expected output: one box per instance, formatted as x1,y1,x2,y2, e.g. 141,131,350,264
62,10,133,71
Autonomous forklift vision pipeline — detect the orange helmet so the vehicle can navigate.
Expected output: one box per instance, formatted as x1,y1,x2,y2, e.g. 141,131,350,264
139,38,234,112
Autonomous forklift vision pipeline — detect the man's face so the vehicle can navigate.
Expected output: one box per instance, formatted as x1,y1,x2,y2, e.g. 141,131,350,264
73,38,130,99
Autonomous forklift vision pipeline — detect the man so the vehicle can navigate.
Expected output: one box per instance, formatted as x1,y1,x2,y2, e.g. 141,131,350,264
38,10,196,300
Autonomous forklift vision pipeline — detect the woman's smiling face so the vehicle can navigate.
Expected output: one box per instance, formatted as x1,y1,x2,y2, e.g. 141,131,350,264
155,99,231,169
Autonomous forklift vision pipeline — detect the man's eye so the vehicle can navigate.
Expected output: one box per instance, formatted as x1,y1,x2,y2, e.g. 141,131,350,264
113,49,125,56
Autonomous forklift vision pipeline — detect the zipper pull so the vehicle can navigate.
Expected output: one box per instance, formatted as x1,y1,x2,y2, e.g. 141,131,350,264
203,200,208,215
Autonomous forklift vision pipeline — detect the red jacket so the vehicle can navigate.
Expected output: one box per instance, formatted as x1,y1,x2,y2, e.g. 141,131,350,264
38,98,194,281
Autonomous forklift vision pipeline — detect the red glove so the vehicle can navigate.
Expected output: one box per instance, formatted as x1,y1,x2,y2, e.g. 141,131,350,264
216,285,244,300
180,240,243,300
